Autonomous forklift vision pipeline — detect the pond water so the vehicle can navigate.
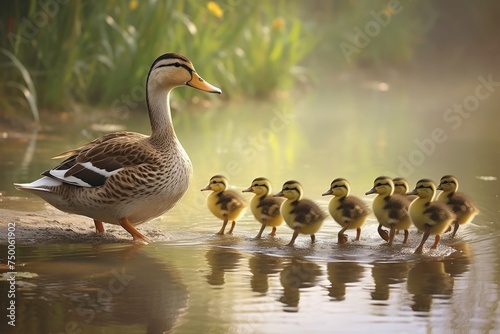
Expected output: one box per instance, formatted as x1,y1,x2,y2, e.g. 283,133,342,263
1,70,499,333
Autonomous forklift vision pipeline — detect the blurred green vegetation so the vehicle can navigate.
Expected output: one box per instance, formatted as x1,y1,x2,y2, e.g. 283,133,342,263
1,0,499,121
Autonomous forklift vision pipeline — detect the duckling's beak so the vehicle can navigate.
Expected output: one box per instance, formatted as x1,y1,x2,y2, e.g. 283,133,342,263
406,189,418,196
365,188,377,195
187,72,222,94
200,184,212,191
322,189,333,196
273,190,284,197
242,186,253,193
436,184,443,190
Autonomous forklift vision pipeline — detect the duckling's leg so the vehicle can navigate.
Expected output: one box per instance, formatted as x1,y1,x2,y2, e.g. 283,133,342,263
255,224,267,239
310,234,316,243
94,220,105,233
403,230,409,244
269,227,277,237
338,224,349,244
119,217,148,243
227,221,236,235
286,228,300,246
451,221,460,238
355,227,361,241
430,234,441,249
378,224,389,242
217,218,229,235
414,225,431,254
388,225,396,246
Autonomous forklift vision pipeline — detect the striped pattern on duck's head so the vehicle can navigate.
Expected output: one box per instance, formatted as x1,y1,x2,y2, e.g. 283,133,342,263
365,176,394,196
322,178,350,197
242,177,272,196
437,175,459,193
274,180,303,201
393,177,410,196
409,179,437,200
201,175,228,192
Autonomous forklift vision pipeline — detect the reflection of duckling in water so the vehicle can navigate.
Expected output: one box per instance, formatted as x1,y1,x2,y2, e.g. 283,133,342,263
366,176,412,246
205,247,242,286
249,253,283,294
406,260,454,312
242,177,284,239
407,179,455,254
274,180,327,246
437,175,479,238
370,262,409,301
322,178,371,244
201,175,247,235
279,258,322,311
326,262,365,301
443,241,471,277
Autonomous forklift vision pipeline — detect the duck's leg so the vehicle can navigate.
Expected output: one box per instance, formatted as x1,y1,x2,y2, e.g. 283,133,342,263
430,234,441,249
403,229,409,244
217,218,228,235
338,224,349,244
414,225,431,254
310,234,316,244
119,217,147,243
269,226,277,237
355,227,361,241
378,224,389,242
94,220,105,233
388,225,396,246
255,223,267,239
286,228,300,246
451,221,460,238
227,221,236,235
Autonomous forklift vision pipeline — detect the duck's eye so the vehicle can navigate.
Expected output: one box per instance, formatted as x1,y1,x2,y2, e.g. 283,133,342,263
375,183,384,187
174,62,181,67
211,180,218,184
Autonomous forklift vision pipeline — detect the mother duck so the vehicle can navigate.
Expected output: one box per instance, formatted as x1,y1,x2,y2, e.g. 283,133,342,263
15,53,221,242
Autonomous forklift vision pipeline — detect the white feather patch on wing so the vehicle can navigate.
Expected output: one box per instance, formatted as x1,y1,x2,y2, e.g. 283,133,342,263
48,169,92,187
14,176,62,192
80,161,124,177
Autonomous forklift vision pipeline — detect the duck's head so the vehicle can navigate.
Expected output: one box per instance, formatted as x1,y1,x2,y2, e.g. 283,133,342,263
322,178,350,197
242,177,272,196
148,53,221,94
407,179,437,199
393,177,410,196
201,175,228,192
274,180,303,200
365,176,394,196
437,175,458,193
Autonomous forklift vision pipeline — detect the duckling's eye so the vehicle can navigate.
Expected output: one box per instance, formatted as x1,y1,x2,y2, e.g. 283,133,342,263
375,182,385,187
174,62,181,67
211,180,218,184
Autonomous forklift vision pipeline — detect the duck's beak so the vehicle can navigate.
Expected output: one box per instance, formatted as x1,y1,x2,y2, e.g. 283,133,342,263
187,72,222,94
436,184,443,190
406,189,418,196
200,184,212,191
322,189,333,196
273,190,284,197
365,188,377,195
242,186,253,193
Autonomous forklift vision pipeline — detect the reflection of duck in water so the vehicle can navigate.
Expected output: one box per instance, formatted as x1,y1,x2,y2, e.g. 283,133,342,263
14,243,188,333
443,241,471,277
370,262,409,301
326,262,365,301
205,247,242,286
406,260,454,312
249,253,283,293
279,258,322,311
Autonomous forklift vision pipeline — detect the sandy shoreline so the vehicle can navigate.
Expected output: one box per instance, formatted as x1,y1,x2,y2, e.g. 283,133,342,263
0,205,169,245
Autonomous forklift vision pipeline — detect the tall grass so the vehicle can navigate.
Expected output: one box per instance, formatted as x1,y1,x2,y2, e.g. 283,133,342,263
0,0,316,115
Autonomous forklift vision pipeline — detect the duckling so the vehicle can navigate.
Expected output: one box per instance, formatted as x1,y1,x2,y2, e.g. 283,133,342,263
437,175,479,238
322,178,370,244
407,179,455,254
274,180,327,246
14,53,221,242
393,177,417,203
201,175,247,235
242,177,284,239
365,176,412,246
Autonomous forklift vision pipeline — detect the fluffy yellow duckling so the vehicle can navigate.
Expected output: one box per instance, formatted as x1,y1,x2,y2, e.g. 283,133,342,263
201,175,247,235
407,179,455,254
322,178,370,244
242,177,284,239
274,180,327,246
365,176,412,246
437,175,479,238
393,177,417,203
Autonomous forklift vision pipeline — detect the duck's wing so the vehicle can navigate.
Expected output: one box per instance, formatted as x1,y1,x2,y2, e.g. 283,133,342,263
43,132,148,188
291,199,327,225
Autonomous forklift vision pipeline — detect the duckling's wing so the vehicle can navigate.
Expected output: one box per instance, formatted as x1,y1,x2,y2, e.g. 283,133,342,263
423,202,454,224
448,192,477,214
43,131,148,188
291,199,326,225
383,196,408,221
339,198,369,220
258,197,283,218
217,191,246,212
